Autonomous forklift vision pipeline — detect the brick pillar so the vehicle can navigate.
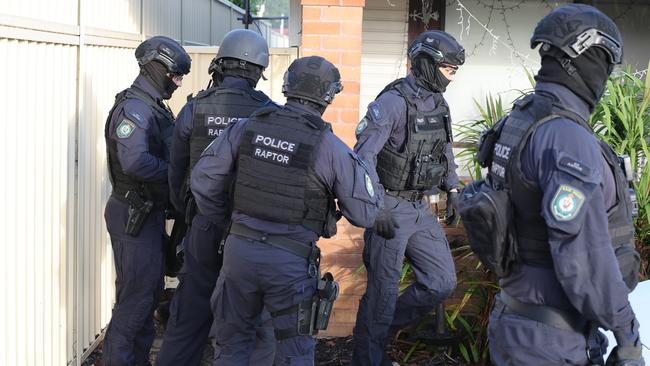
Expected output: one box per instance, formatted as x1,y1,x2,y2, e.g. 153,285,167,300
300,0,366,336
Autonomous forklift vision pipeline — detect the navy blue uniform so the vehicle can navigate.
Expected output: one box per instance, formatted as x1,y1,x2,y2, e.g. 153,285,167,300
488,82,640,365
103,75,172,366
191,101,382,365
352,74,459,365
157,77,276,366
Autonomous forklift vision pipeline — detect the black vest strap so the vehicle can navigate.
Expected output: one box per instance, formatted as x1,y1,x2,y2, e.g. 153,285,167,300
375,79,450,191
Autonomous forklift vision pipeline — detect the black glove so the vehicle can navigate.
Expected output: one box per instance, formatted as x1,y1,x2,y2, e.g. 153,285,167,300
606,344,645,366
373,209,400,239
445,191,459,225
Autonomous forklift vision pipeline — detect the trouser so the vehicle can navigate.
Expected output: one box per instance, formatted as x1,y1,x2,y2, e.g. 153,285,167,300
156,215,276,365
488,293,607,366
211,234,318,366
103,196,166,366
352,195,457,366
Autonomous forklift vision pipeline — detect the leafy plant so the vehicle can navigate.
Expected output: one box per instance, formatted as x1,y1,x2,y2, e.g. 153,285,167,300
456,95,508,180
591,63,650,278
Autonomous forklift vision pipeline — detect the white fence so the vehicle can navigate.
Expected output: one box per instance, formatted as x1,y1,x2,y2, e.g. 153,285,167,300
0,1,295,365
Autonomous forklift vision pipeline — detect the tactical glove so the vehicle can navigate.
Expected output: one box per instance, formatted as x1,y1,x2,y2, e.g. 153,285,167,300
606,345,644,366
445,191,459,225
373,209,400,239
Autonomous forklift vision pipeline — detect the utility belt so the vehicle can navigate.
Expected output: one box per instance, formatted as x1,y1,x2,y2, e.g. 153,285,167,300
229,223,321,270
229,223,339,339
499,291,586,332
385,189,425,202
499,291,606,365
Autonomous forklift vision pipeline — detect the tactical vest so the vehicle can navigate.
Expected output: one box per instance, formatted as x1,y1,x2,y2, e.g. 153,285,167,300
375,79,451,191
188,86,269,171
105,86,174,206
233,107,337,237
491,94,638,288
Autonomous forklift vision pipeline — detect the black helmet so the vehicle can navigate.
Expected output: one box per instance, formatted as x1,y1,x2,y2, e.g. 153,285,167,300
135,36,192,75
282,56,343,107
216,29,269,68
408,31,465,66
531,4,622,64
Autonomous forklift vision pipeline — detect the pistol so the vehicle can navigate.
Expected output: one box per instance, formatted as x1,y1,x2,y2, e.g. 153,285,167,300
124,190,153,236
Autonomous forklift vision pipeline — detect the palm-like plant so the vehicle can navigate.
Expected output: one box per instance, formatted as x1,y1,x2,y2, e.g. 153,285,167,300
592,64,650,277
456,95,507,181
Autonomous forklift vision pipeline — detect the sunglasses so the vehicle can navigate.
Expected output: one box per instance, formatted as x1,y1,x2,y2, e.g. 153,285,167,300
440,64,459,75
168,73,184,82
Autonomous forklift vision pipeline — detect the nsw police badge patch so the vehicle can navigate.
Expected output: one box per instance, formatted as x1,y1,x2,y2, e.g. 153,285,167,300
116,119,136,139
551,184,585,221
365,173,374,197
356,118,368,136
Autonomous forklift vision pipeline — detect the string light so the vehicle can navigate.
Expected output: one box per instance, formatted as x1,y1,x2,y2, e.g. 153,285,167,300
455,0,534,69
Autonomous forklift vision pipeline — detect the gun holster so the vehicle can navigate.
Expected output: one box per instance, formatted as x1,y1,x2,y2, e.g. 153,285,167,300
272,272,339,340
124,190,153,236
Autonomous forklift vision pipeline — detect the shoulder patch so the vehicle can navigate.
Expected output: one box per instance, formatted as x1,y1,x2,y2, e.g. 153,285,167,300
356,117,368,136
370,103,383,121
365,173,375,197
558,156,592,180
116,119,137,139
551,184,586,221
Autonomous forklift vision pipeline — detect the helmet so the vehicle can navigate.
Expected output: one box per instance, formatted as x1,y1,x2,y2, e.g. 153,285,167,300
282,56,343,107
135,36,191,75
531,4,622,64
408,31,465,66
216,29,269,68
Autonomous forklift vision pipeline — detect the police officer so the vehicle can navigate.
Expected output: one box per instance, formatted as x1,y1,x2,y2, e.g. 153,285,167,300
482,5,644,365
351,30,465,366
191,55,382,365
103,36,191,366
157,29,275,366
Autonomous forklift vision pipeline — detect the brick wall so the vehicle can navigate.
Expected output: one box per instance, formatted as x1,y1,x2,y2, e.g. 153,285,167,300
300,0,366,337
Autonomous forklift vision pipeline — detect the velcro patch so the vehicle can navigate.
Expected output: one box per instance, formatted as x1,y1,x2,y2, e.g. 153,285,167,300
365,173,375,197
355,117,368,136
116,119,136,139
551,184,586,221
558,156,592,181
368,102,384,122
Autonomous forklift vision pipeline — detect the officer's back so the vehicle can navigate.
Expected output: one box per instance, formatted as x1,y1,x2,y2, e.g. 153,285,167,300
190,55,382,365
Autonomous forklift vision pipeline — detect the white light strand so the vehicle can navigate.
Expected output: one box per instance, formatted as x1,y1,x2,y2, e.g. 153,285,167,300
456,5,465,41
456,0,533,68
633,69,648,79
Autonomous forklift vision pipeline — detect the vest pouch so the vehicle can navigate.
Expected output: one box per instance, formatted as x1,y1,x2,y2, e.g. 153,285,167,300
407,140,445,190
614,243,640,291
377,146,411,190
458,180,517,277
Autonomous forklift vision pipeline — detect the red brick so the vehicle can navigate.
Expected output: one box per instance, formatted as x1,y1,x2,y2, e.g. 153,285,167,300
331,93,359,108
331,122,358,142
341,21,363,35
300,34,321,49
302,6,322,20
340,0,365,6
321,6,348,20
322,108,338,123
322,35,361,51
300,49,342,64
331,309,360,323
319,323,355,337
338,65,361,81
342,51,361,66
302,0,339,5
302,21,341,36
342,80,360,94
319,237,364,254
340,108,362,123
